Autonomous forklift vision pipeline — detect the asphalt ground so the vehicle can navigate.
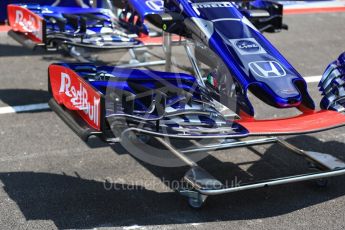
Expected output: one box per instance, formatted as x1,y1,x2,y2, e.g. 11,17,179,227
0,12,345,230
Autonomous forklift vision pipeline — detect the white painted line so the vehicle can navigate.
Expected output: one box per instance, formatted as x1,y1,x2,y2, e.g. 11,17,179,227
304,75,322,83
0,103,49,115
123,225,143,230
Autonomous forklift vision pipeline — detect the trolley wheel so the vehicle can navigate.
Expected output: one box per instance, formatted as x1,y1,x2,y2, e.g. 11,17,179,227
180,189,208,209
136,52,150,63
188,196,205,209
315,178,330,188
129,59,140,65
307,162,330,188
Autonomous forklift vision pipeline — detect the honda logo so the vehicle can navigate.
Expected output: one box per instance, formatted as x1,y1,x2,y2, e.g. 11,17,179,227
249,61,286,78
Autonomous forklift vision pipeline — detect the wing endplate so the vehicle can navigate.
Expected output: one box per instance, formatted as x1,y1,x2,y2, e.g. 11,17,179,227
49,64,103,131
7,4,45,43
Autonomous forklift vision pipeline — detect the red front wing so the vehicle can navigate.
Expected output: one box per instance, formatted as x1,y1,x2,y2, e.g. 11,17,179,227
49,64,103,131
7,4,45,43
48,63,345,136
238,110,345,135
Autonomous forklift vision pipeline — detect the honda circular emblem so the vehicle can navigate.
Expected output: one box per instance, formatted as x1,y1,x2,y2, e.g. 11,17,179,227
249,61,287,78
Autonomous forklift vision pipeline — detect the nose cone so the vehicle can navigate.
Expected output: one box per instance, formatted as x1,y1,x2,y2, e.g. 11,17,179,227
248,76,303,109
268,76,302,107
247,60,303,108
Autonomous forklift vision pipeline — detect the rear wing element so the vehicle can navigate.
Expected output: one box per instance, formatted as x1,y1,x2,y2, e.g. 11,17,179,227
49,64,104,131
7,4,45,43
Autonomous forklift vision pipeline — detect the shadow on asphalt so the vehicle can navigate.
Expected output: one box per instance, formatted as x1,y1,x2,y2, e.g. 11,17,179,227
1,135,345,229
0,44,77,63
0,44,50,57
0,89,50,111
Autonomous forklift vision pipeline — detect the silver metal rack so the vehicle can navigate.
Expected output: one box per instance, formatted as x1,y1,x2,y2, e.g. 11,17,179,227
151,136,345,208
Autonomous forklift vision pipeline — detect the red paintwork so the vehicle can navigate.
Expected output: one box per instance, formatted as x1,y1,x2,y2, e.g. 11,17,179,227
136,35,182,45
284,7,345,15
7,4,44,43
238,110,345,135
49,65,102,131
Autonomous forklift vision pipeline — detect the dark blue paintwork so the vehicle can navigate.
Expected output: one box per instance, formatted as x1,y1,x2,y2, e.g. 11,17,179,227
64,63,202,98
23,4,116,27
48,0,315,117
128,0,163,19
164,0,314,115
9,4,142,46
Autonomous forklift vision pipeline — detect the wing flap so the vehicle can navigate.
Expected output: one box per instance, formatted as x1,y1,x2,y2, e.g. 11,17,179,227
239,110,345,135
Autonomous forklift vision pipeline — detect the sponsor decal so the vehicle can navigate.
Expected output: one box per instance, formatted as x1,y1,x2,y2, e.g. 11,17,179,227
249,61,287,78
229,38,266,55
145,0,164,11
192,2,233,9
49,65,101,130
192,1,233,15
207,73,218,88
278,89,299,95
236,40,259,52
7,5,44,43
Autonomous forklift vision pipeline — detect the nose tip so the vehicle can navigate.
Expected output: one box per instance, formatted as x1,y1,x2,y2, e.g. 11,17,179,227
287,98,300,105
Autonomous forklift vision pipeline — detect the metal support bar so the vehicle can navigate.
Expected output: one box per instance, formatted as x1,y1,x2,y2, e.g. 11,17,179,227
180,137,278,154
184,41,206,88
277,138,305,156
198,168,345,195
68,46,90,63
154,137,198,167
139,134,345,200
117,60,166,68
163,31,172,72
128,48,137,60
277,138,345,170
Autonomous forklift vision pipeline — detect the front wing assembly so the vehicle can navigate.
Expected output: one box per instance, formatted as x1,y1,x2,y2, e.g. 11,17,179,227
6,4,173,51
47,61,345,208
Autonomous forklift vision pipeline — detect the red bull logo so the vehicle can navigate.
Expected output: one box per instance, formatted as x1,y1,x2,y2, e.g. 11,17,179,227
49,65,102,130
7,5,44,42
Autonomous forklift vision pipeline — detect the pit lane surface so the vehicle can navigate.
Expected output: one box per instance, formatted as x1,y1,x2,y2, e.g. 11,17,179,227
0,12,345,230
